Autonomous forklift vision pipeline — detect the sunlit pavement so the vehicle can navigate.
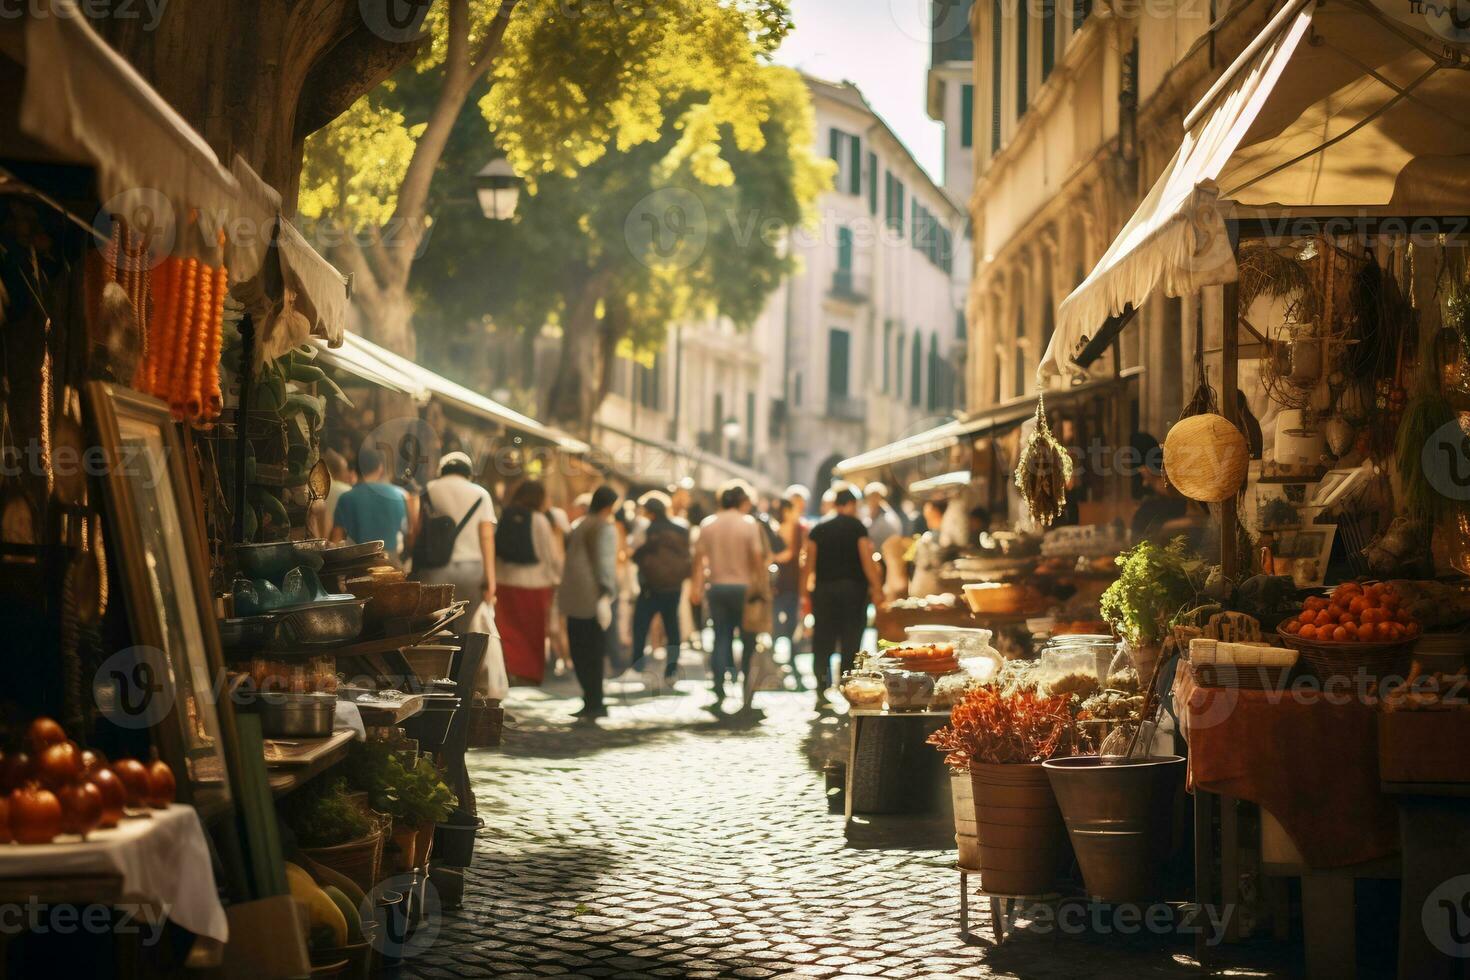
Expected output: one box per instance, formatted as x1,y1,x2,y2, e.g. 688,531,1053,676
412,662,1297,979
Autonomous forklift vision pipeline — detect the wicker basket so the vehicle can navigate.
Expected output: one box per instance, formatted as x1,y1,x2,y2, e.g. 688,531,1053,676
1277,628,1415,685
466,697,504,748
1191,661,1294,691
300,829,384,896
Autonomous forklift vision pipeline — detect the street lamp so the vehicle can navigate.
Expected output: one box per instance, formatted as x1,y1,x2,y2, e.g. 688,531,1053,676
721,417,742,443
474,157,521,220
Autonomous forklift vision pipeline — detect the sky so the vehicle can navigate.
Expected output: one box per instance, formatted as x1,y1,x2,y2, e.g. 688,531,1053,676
773,0,947,182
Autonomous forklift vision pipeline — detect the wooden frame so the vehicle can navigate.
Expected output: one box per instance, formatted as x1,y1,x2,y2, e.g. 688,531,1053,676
86,381,245,823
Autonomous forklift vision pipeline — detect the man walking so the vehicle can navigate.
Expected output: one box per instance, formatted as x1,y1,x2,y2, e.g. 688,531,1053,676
559,486,620,721
801,486,884,710
771,484,810,688
630,491,691,688
690,482,765,714
331,446,409,566
863,481,904,551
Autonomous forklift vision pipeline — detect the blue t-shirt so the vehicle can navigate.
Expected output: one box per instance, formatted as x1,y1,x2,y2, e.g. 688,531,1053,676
334,481,408,554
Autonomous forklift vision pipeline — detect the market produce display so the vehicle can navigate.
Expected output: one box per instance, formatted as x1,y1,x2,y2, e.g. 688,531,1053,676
1279,581,1421,643
0,717,174,844
134,254,228,421
879,643,960,676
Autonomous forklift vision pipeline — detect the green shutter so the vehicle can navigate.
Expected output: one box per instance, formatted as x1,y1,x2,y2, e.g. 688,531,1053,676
911,333,923,407
1042,0,1056,78
990,0,1003,152
829,128,842,162
850,136,863,195
1017,11,1029,118
828,329,851,399
837,227,853,274
867,151,879,214
961,84,974,148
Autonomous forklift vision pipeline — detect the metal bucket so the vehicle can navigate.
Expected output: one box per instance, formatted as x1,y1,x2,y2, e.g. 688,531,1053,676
1043,755,1185,903
969,763,1072,895
950,771,980,871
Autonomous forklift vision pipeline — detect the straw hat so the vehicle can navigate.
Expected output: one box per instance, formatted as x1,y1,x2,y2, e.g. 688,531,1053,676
1162,414,1248,502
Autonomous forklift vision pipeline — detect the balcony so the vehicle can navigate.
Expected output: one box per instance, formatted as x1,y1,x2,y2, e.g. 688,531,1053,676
828,268,870,303
826,394,867,423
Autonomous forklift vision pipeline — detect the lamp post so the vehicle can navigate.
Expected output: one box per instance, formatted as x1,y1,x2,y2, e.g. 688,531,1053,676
474,157,522,220
721,417,741,459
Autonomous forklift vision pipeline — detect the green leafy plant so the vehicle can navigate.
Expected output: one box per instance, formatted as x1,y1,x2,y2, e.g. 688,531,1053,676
1099,537,1207,647
344,740,456,826
281,778,372,848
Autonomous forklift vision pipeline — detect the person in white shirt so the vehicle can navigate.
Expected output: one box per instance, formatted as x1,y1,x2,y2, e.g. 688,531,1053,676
415,452,497,636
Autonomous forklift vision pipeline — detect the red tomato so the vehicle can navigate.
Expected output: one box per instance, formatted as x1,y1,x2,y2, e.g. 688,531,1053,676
1298,624,1319,640
1283,619,1301,635
1332,626,1350,642
8,785,61,845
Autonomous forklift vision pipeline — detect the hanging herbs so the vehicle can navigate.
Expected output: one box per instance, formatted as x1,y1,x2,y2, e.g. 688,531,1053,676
1014,389,1072,527
1396,363,1455,526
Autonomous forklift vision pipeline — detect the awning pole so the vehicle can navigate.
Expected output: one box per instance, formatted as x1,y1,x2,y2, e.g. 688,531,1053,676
1219,225,1242,580
233,314,254,545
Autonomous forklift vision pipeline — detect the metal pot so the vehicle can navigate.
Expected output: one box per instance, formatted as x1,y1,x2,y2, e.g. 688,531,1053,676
260,692,336,738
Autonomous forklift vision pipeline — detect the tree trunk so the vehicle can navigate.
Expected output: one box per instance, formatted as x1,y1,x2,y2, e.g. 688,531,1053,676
542,271,613,436
97,1,426,208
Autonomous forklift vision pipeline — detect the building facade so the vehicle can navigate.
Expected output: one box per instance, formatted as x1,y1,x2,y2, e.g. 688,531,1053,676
756,74,967,496
964,0,1281,439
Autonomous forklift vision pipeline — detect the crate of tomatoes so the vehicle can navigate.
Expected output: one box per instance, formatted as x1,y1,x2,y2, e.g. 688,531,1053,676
1278,581,1420,683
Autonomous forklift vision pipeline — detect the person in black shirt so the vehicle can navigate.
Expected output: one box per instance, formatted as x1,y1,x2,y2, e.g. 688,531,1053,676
800,487,884,710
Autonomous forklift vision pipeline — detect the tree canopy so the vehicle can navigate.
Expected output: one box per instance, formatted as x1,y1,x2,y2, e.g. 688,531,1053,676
297,0,830,432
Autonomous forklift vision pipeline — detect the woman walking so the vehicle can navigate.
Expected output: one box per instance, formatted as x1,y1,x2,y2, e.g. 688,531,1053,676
559,486,620,720
495,480,564,685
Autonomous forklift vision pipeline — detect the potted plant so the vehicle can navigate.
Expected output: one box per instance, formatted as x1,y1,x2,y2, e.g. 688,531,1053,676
1099,537,1206,679
928,686,1077,895
283,778,384,894
395,756,457,869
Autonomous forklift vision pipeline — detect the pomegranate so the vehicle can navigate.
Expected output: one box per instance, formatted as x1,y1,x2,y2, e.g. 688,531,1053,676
90,769,127,827
145,759,176,809
37,741,82,789
8,785,62,844
111,759,150,808
58,780,103,838
27,717,67,753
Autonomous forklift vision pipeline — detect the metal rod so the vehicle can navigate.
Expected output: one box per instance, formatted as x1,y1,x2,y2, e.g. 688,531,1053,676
233,314,254,545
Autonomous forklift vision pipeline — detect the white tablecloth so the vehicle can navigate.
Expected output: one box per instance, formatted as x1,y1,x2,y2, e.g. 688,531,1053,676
0,804,229,942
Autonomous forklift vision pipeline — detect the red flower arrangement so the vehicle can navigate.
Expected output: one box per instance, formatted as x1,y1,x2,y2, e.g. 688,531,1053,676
927,686,1076,769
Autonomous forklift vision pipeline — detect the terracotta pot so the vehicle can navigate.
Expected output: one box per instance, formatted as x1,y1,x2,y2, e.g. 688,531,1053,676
416,820,436,867
1044,755,1185,903
950,771,980,872
390,824,418,873
968,763,1072,896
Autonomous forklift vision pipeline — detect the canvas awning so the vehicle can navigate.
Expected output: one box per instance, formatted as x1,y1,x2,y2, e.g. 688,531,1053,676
592,421,776,495
1046,0,1470,377
908,470,974,497
837,368,1143,478
316,332,589,455
13,1,237,263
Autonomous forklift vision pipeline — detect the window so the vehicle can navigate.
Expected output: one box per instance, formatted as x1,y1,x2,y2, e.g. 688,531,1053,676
896,331,905,398
1016,6,1029,119
1073,0,1091,30
990,0,1003,153
713,392,724,440
882,321,893,392
956,309,967,342
960,84,974,148
793,372,803,407
910,333,923,407
928,335,941,412
828,328,851,400
837,227,853,273
867,151,879,214
1041,0,1056,79
745,392,755,448
829,128,862,195
885,172,906,234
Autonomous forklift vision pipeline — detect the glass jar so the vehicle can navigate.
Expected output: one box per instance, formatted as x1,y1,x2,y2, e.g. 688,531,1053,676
838,670,886,709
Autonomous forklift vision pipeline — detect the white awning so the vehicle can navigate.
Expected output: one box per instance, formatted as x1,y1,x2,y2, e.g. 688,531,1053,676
317,332,589,455
1046,0,1470,377
16,1,238,263
908,470,974,497
834,419,965,478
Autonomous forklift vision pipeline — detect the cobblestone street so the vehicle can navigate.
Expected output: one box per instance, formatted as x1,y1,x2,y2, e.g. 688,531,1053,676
416,674,1296,979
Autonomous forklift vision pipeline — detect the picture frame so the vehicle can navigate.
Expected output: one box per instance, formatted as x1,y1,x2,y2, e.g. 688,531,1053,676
1275,525,1337,588
86,381,243,822
1308,466,1368,511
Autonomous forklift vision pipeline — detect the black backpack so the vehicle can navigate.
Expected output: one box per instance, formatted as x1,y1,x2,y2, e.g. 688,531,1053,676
495,505,539,565
413,493,483,570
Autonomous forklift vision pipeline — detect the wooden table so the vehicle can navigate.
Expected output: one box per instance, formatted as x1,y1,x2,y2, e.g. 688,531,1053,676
266,728,357,796
352,693,424,728
844,708,952,839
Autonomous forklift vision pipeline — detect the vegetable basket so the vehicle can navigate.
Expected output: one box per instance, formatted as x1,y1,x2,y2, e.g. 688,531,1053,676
300,828,384,896
1277,627,1415,684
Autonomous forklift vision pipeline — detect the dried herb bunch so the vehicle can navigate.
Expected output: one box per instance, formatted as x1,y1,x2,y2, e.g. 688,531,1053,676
1014,391,1073,527
927,686,1076,769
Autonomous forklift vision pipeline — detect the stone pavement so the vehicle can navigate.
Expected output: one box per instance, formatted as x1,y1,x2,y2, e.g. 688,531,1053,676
411,673,1298,979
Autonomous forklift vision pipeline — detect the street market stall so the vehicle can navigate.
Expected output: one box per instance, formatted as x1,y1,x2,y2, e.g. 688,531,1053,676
0,7,494,975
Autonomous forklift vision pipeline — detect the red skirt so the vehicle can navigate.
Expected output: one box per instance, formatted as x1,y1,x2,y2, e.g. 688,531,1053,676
498,584,554,684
